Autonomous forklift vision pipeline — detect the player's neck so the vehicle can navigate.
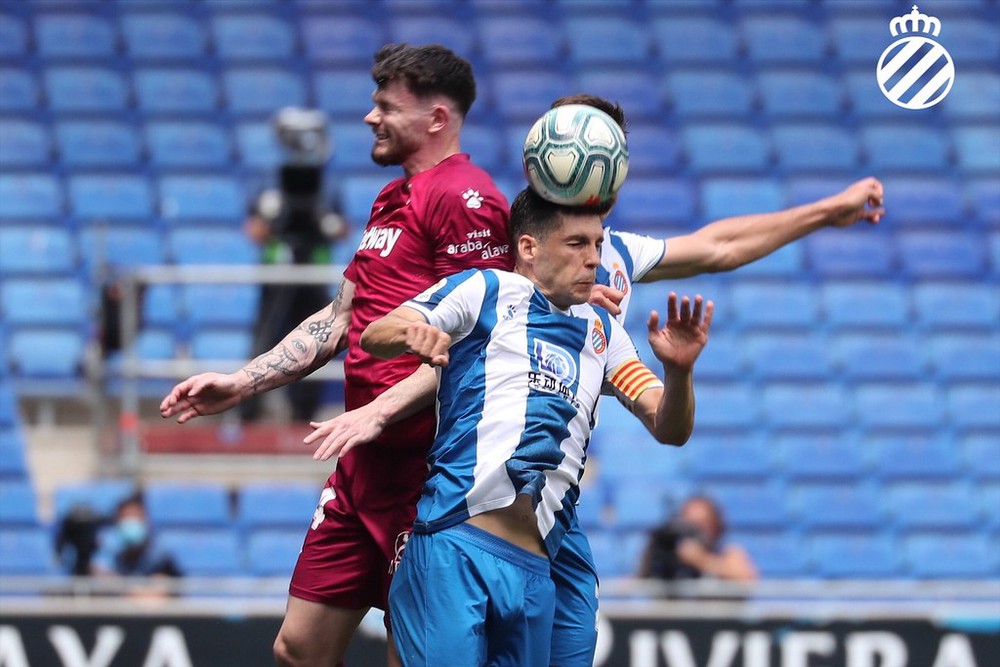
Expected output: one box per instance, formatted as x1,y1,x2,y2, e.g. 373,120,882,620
402,136,462,177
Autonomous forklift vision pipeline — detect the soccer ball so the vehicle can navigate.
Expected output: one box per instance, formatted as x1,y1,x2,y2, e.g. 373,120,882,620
522,104,629,207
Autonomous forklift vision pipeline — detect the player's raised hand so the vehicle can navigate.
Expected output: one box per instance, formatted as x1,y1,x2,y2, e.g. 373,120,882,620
159,372,244,423
404,321,451,367
830,177,885,227
646,292,713,371
306,403,385,461
588,283,624,316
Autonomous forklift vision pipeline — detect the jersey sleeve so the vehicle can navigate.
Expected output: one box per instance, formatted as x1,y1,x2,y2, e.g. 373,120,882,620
603,316,663,410
403,268,485,343
608,230,666,282
425,181,513,275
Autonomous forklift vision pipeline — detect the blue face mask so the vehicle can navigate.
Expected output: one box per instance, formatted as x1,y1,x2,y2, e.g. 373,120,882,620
118,517,148,546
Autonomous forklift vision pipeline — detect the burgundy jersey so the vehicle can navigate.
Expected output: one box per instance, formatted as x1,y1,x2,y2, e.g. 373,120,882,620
343,154,512,449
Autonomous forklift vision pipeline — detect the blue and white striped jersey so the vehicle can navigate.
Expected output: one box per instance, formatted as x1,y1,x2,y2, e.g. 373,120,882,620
597,228,666,323
404,268,662,557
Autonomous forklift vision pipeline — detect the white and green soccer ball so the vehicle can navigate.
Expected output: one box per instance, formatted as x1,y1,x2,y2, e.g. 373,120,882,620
522,104,629,207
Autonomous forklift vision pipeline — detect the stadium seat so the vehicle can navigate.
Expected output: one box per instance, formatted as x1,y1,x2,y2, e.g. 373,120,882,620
53,479,137,521
158,175,244,222
564,17,650,65
681,124,772,174
692,382,759,429
942,71,1000,121
145,122,232,168
844,71,905,119
0,120,50,167
684,331,744,382
830,333,925,381
212,14,295,61
757,71,843,119
855,382,944,430
762,383,849,430
389,16,474,57
330,124,383,172
121,13,206,60
134,68,218,114
820,281,910,330
0,528,61,575
301,16,386,63
686,432,772,481
610,485,673,530
181,284,259,326
744,332,830,381
928,333,1000,382
0,480,39,525
168,228,257,265
731,243,804,278
611,179,695,228
158,528,243,576
829,18,890,66
79,226,165,273
0,15,27,57
34,14,116,58
704,481,786,530
69,175,153,221
948,384,1000,430
238,483,318,530
55,121,141,167
700,178,784,222
871,434,960,481
884,178,967,228
733,531,807,578
651,17,739,64
0,68,38,112
7,328,86,379
574,71,663,121
778,431,868,480
313,69,377,119
904,533,997,579
235,122,283,171
861,125,951,173
141,284,180,328
0,428,26,480
730,281,819,329
190,328,253,361
807,533,900,578
913,282,1000,330
618,124,680,175
44,67,128,112
0,226,75,276
790,482,882,530
575,489,608,531
1,278,87,327
886,482,977,531
0,174,62,219
806,231,895,277
145,482,231,527
133,328,176,361
771,124,859,173
222,69,306,116
479,17,563,67
967,179,1000,228
0,382,18,427
741,17,827,64
246,528,305,576
664,71,755,119
945,19,1000,65
492,71,568,121
961,434,1000,481
341,175,388,225
588,530,631,578
899,232,986,279
461,125,505,175
953,125,1000,174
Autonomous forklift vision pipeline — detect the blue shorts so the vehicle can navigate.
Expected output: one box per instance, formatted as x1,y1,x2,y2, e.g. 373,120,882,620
389,523,555,667
550,521,600,667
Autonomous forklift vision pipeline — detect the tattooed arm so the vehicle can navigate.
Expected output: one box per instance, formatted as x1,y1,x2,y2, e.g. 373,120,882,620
159,278,356,423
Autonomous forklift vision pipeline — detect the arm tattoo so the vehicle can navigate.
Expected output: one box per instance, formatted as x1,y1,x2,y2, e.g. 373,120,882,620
306,317,335,344
242,342,307,394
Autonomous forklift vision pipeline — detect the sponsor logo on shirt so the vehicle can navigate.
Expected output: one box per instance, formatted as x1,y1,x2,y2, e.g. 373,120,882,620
528,339,581,407
358,226,403,257
612,269,629,295
592,319,607,354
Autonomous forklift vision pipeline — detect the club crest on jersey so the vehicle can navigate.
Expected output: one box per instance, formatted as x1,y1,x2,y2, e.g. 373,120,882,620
591,319,607,353
412,278,447,303
612,269,629,295
532,339,578,383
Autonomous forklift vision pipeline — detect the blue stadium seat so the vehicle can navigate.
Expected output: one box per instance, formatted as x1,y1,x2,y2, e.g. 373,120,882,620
855,382,944,429
388,16,473,55
962,434,1000,481
588,530,630,578
0,120,50,167
168,228,258,265
141,284,180,328
0,15,27,57
674,330,740,382
619,124,680,175
757,71,843,119
686,432,772,481
461,125,505,175
790,482,882,530
741,17,827,64
235,122,282,171
479,17,563,66
0,226,75,276
967,179,1000,228
590,424,687,484
887,482,977,531
771,124,859,173
948,385,1000,430
182,285,259,326
913,282,999,330
899,231,986,279
610,485,672,530
56,121,141,167
821,281,910,330
313,69,376,119
238,483,318,529
664,71,755,119
0,382,18,426
69,175,153,221
693,382,759,429
730,281,819,328
807,533,900,578
732,244,804,278
705,481,786,530
831,333,925,381
79,226,165,273
612,179,695,228
807,231,894,278
682,124,771,174
945,19,1000,65
844,71,903,119
330,124,382,172
341,175,387,226
223,69,306,116
190,328,253,361
745,333,830,381
904,533,997,579
53,479,137,521
574,70,662,121
575,489,608,531
872,434,960,481
978,482,1000,530
564,17,650,65
829,18,889,66
1,278,87,326
133,328,177,361
700,178,784,221
651,17,739,64
492,71,567,121
44,68,128,112
0,68,38,112
762,383,849,430
145,122,232,168
953,125,1000,173
246,528,304,576
158,528,243,576
134,68,218,114
0,528,61,575
34,14,116,58
121,13,206,60
0,479,39,525
7,328,86,378
301,16,386,63
212,14,295,61
862,125,951,172
159,175,244,222
929,333,1000,382
0,174,62,219
0,427,27,479
943,71,1000,121
734,531,807,578
145,482,231,527
779,431,868,480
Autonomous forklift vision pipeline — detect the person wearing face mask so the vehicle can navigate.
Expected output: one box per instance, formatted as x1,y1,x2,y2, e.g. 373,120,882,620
91,494,182,582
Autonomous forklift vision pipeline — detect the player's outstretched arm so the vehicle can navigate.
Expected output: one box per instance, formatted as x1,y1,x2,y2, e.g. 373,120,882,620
632,292,713,445
640,177,885,281
306,365,438,461
361,306,451,367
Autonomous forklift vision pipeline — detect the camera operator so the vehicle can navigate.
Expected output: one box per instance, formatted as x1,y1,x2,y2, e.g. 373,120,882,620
241,108,348,423
639,495,758,582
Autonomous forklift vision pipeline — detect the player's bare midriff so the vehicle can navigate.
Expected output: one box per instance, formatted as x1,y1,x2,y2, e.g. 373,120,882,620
465,494,546,556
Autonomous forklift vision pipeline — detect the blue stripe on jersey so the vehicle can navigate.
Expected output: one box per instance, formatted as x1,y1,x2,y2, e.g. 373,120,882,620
414,268,478,309
608,231,635,281
595,264,611,289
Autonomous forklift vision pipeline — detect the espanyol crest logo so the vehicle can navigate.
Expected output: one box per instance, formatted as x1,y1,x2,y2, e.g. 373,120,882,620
876,5,954,110
533,339,578,383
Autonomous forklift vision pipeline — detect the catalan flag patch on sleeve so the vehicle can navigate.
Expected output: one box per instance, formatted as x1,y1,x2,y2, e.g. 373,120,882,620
609,359,663,406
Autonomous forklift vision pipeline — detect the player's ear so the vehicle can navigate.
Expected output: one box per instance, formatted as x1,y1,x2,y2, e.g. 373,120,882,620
427,102,451,134
517,234,537,263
